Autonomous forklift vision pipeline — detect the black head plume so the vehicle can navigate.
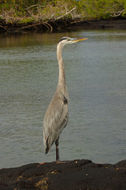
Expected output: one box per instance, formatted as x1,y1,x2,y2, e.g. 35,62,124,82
59,37,71,42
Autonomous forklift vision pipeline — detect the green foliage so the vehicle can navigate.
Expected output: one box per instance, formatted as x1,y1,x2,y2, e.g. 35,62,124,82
75,0,126,19
19,17,34,24
0,0,126,23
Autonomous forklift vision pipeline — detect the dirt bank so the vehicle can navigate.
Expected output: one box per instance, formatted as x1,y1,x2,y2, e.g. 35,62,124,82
0,159,126,190
0,18,126,34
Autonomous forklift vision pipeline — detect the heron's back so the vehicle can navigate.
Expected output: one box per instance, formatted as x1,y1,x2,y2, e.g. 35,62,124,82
43,89,69,153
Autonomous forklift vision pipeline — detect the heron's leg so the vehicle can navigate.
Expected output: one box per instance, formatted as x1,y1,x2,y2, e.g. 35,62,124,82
55,137,59,161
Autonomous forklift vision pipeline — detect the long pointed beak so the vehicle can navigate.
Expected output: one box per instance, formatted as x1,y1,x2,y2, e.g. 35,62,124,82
73,38,88,43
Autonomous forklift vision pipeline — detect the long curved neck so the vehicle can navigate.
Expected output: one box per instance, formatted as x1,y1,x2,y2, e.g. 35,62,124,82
57,43,66,89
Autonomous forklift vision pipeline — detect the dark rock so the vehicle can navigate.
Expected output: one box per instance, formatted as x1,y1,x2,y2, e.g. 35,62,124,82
0,159,126,190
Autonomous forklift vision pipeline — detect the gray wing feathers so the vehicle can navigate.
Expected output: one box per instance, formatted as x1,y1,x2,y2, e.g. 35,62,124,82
43,92,68,152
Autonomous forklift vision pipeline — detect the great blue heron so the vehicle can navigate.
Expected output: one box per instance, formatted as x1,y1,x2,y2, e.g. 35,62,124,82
43,36,88,162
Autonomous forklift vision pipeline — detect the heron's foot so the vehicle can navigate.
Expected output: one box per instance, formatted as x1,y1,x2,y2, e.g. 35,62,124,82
39,162,46,165
56,160,66,164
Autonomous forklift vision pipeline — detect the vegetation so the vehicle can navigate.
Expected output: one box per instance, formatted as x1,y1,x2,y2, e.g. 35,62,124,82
77,0,126,20
0,0,126,24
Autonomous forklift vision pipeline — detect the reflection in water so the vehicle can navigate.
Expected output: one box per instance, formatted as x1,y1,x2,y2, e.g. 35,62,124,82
0,30,126,168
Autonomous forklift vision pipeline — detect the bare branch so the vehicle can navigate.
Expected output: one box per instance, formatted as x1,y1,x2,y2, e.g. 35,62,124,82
55,7,76,21
25,4,44,10
111,9,125,17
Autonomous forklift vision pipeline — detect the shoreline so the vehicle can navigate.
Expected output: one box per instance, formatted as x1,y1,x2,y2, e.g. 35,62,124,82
0,159,126,190
0,17,126,34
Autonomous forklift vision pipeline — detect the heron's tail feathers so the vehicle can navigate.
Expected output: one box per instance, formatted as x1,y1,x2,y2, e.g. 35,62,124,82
45,137,50,154
45,146,49,154
44,136,55,154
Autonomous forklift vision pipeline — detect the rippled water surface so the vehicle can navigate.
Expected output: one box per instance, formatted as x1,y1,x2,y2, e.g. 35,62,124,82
0,30,126,168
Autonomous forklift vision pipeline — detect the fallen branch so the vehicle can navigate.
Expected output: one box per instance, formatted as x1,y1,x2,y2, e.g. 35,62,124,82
43,22,53,32
55,7,76,21
14,21,53,32
17,22,41,30
111,9,125,17
25,4,44,10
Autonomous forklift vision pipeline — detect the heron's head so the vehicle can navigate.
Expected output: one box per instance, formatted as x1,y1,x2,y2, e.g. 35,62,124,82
58,36,88,47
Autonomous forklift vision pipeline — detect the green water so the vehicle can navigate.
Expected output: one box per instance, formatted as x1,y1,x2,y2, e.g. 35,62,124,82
0,30,126,168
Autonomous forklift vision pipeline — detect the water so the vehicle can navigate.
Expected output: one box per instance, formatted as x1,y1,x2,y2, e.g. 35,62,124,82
0,30,126,168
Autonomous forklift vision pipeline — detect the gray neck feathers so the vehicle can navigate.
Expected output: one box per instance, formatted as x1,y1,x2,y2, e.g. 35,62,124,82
57,43,66,89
